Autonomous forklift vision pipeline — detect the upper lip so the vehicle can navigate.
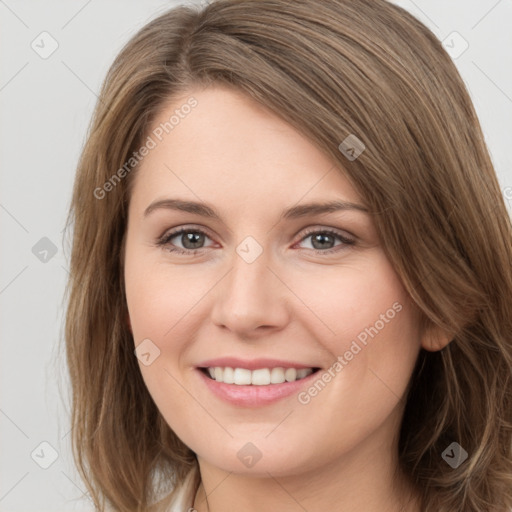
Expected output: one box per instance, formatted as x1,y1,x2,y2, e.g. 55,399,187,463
196,357,320,371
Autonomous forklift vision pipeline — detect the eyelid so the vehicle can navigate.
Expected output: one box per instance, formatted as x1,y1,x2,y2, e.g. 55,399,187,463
157,224,217,247
297,225,355,243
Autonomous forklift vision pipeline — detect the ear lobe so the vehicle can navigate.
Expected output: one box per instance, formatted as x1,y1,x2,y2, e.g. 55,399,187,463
420,324,453,352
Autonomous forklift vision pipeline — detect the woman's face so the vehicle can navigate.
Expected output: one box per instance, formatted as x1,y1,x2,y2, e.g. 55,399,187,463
124,85,422,477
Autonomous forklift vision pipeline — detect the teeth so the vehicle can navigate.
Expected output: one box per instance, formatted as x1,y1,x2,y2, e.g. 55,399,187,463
205,366,314,385
285,368,297,382
223,367,234,384
233,368,252,385
296,368,311,379
270,367,286,384
252,368,270,385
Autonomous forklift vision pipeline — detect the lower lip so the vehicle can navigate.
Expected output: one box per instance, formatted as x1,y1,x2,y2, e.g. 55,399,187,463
196,369,319,407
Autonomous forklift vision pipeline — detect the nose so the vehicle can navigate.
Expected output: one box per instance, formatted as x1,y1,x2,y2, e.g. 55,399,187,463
210,245,290,340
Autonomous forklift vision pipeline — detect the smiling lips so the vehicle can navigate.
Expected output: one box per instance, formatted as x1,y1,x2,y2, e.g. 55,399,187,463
196,357,321,406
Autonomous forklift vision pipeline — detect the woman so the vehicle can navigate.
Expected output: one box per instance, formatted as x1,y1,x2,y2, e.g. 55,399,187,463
63,0,512,511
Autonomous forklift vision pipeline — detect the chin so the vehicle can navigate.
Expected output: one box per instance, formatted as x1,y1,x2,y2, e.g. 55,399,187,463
195,437,321,478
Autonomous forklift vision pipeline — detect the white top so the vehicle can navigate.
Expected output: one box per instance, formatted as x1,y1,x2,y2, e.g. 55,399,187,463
154,467,198,512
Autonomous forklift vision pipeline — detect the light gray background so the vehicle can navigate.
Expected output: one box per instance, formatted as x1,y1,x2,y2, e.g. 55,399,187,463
1,1,511,510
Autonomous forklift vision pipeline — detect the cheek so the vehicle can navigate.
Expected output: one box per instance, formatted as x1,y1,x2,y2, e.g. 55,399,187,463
288,255,420,415
287,254,416,355
124,250,210,343
124,257,203,427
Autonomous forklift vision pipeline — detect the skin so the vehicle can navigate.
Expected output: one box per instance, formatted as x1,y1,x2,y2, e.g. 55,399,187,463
124,85,449,511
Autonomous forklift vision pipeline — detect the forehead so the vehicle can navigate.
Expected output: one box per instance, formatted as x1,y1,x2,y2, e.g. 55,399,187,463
129,85,363,213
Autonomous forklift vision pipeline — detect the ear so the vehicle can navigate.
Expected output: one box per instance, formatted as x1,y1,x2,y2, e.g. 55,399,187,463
420,323,453,352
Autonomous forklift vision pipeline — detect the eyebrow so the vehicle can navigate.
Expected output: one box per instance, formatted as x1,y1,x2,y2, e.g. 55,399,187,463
144,198,369,221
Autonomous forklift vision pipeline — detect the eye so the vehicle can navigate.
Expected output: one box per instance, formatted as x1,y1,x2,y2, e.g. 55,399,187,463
155,226,355,256
155,226,215,255
295,228,355,254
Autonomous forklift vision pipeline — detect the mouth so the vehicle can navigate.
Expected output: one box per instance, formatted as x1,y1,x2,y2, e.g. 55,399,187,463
195,360,323,407
199,366,321,385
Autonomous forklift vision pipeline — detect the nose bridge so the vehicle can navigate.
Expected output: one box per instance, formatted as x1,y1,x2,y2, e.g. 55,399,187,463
211,236,288,333
226,239,275,310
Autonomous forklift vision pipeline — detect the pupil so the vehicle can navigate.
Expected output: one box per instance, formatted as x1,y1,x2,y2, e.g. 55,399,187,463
312,233,333,249
183,232,204,249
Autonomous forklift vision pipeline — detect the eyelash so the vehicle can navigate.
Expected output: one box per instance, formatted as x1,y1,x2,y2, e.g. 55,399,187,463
155,226,355,256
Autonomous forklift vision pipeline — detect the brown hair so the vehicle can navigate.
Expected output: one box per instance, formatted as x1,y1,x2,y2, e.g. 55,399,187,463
63,0,512,510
